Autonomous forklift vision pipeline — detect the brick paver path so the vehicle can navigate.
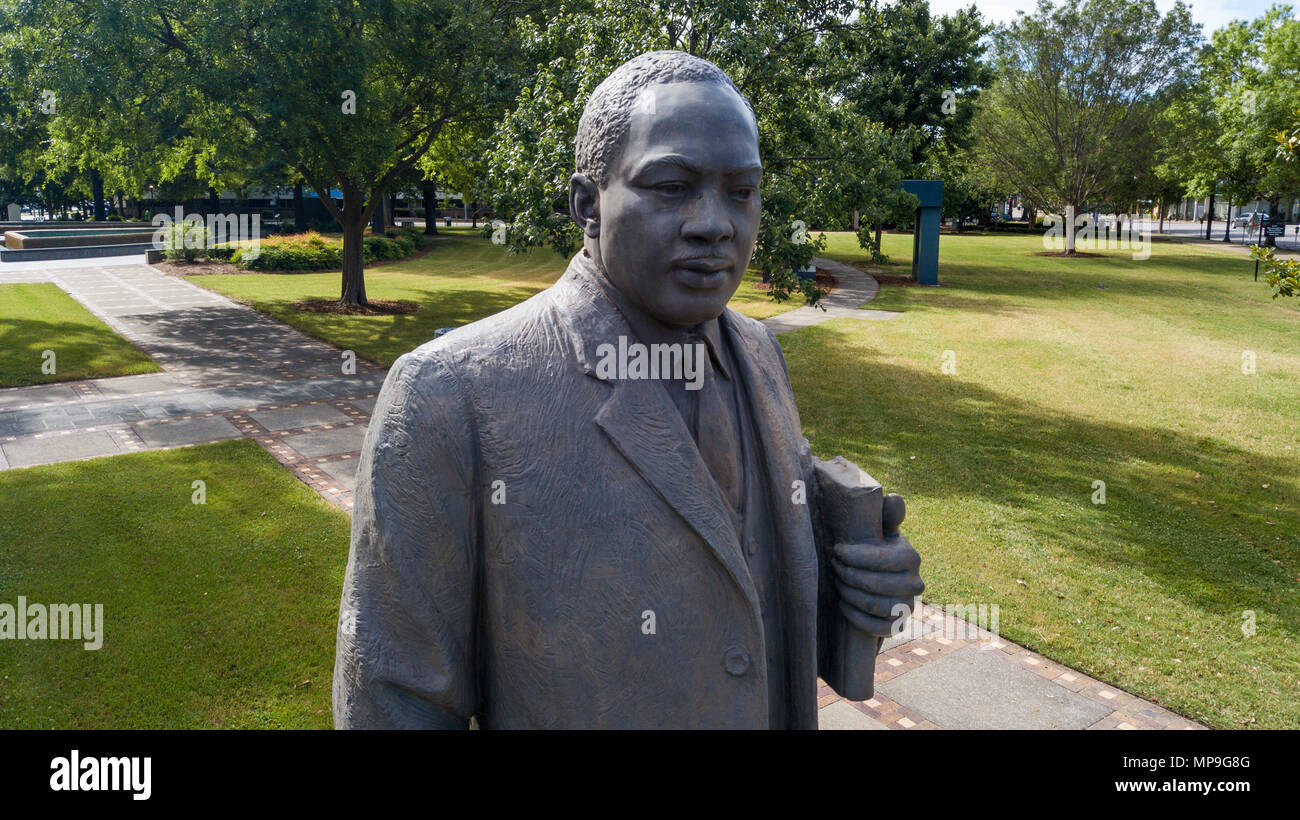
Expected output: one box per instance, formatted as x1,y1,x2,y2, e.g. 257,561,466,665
0,255,1205,730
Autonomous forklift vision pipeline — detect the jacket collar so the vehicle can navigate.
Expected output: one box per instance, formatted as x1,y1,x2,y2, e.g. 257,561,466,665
552,251,761,616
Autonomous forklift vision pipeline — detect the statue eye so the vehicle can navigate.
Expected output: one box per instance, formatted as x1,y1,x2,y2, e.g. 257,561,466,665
654,182,687,196
732,187,756,201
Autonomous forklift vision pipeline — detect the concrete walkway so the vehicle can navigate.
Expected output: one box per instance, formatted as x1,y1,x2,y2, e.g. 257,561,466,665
0,259,383,508
761,256,901,336
0,257,1203,730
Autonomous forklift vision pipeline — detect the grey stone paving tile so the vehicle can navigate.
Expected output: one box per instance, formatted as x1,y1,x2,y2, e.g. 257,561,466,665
89,373,190,396
880,616,937,652
2,431,120,468
132,415,242,447
283,425,368,458
348,397,377,413
0,383,79,410
817,700,888,730
876,644,1112,730
250,404,349,432
317,458,360,491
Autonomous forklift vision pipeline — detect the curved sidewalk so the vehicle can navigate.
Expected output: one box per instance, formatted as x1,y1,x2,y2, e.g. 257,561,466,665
761,256,901,335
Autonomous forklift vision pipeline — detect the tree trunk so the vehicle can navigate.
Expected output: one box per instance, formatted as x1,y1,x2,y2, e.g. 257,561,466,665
1223,199,1232,242
294,182,306,232
370,191,386,234
340,186,369,306
1158,197,1164,233
1264,196,1280,247
1204,193,1215,240
471,202,478,229
341,216,368,306
423,182,438,235
91,170,106,221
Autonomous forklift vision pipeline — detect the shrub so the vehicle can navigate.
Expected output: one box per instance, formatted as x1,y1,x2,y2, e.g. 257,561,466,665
231,229,420,271
160,218,212,262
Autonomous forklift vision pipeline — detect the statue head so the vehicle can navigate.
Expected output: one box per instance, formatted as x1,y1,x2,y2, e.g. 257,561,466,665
570,51,762,326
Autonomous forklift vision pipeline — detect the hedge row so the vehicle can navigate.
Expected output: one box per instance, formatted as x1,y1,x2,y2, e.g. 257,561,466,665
231,227,423,271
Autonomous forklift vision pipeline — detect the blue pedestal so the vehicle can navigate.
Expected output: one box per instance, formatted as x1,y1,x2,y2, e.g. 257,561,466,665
901,180,943,286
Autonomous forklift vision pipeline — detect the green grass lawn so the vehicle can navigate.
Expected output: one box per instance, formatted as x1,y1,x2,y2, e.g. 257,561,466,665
0,439,351,728
795,230,1300,728
189,232,797,365
0,282,159,387
8,228,1294,729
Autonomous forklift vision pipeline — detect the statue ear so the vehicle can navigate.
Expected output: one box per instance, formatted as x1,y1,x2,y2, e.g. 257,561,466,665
569,173,600,237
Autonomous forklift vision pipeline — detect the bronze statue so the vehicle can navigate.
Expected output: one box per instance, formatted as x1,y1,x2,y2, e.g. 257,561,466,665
333,50,923,729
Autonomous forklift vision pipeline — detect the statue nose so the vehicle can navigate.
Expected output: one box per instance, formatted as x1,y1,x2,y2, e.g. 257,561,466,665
681,192,733,245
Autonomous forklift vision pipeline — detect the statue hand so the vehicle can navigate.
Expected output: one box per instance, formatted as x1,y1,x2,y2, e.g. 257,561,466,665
830,530,923,637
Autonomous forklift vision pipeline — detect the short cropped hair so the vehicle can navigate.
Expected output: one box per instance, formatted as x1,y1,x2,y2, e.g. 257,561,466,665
575,50,756,188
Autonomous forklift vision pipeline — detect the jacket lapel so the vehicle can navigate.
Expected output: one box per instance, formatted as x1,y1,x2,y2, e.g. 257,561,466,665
552,256,760,614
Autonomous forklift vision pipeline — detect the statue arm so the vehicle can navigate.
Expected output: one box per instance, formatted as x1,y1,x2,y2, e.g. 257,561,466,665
333,350,482,729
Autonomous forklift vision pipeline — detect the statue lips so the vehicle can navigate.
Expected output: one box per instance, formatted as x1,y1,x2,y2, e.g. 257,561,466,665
672,256,733,289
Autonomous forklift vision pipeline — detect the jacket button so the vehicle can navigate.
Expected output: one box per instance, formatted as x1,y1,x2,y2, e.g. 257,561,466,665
724,646,751,677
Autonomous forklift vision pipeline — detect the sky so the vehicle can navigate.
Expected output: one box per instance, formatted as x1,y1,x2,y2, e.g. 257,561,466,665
926,0,1285,34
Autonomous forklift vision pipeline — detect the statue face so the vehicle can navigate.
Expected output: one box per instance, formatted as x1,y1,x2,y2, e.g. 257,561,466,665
594,81,762,326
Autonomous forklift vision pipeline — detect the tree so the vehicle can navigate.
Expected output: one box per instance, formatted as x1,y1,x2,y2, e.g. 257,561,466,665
971,0,1201,253
22,0,531,305
483,0,981,302
831,0,990,253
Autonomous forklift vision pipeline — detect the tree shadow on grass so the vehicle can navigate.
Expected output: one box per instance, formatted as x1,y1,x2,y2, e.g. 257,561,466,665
0,316,157,388
783,323,1300,637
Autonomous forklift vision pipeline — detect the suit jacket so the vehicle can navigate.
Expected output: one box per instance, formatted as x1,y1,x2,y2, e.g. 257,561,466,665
333,252,833,729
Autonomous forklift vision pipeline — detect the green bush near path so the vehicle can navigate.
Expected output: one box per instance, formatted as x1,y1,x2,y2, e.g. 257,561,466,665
193,230,797,364
0,283,160,388
0,440,351,729
230,227,425,270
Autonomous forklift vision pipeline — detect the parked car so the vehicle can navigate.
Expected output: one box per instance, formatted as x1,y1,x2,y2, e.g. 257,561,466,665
1232,209,1268,229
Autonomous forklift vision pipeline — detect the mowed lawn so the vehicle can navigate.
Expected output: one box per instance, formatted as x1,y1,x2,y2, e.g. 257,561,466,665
183,227,1300,727
0,282,159,387
798,230,1300,728
191,227,795,365
0,440,351,729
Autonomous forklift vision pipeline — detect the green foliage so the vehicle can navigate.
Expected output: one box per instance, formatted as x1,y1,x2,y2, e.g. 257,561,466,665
1251,245,1300,299
160,218,213,262
1160,7,1300,215
484,0,988,301
14,0,529,304
233,229,422,271
972,0,1201,223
